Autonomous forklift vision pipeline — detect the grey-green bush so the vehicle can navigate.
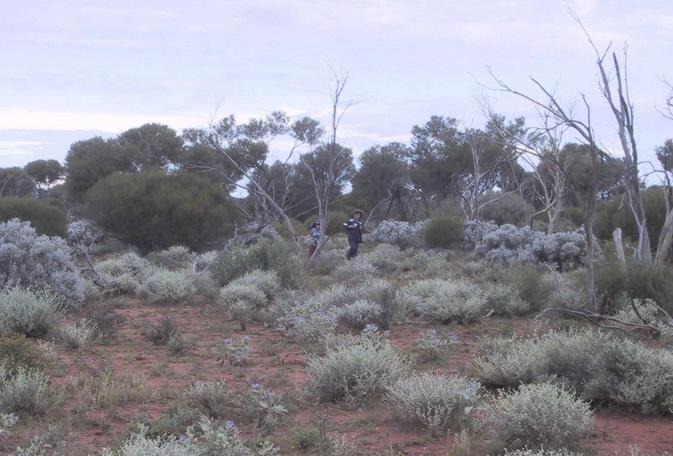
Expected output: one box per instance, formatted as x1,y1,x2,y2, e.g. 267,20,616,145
385,373,480,435
0,288,63,338
306,334,411,404
0,365,51,416
397,279,487,323
486,383,592,450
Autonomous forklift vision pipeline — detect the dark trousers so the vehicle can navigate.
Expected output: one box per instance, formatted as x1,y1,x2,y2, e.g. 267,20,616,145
308,244,316,258
347,238,360,259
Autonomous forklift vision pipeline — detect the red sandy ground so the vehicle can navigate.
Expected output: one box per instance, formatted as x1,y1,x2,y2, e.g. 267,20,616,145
5,300,673,455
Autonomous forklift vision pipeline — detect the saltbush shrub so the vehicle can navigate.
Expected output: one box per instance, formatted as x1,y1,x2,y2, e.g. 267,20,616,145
337,300,385,331
424,216,464,248
58,319,98,349
183,381,234,418
94,252,155,295
0,219,84,306
486,383,592,450
141,269,196,305
0,364,51,416
594,262,673,314
475,329,673,415
306,333,411,404
369,220,427,248
0,288,63,338
385,373,480,435
397,279,487,323
0,197,67,237
484,284,529,316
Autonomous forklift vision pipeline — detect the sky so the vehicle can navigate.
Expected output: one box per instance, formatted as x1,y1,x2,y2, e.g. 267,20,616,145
1,0,672,172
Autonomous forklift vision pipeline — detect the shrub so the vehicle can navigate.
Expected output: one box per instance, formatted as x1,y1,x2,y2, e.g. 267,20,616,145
475,329,673,415
486,265,553,315
484,284,529,316
275,278,396,339
0,197,67,237
0,219,84,306
362,243,406,273
502,450,583,456
338,300,385,331
141,269,196,305
148,245,194,271
58,319,98,349
369,220,427,248
594,262,673,314
211,236,302,288
229,270,280,300
94,252,155,295
385,373,479,435
214,336,252,366
309,249,343,275
397,279,487,323
479,192,531,226
486,383,592,450
240,384,288,432
424,216,464,248
101,417,274,456
0,334,46,372
0,365,51,416
142,315,177,346
305,333,411,404
85,170,241,251
333,258,376,281
183,380,234,418
0,288,63,338
415,329,456,362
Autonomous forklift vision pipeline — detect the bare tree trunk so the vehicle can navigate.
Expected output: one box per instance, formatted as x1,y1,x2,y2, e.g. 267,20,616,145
613,228,626,267
654,210,673,270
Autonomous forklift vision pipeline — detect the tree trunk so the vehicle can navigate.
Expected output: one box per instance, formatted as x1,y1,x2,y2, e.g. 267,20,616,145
654,209,673,271
613,228,626,268
585,209,597,312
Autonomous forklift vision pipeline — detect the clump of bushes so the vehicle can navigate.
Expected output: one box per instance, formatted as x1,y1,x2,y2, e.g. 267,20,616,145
385,373,480,435
211,236,302,288
0,364,51,416
218,270,280,330
465,220,590,270
183,380,235,418
397,279,487,323
362,243,446,275
486,383,592,450
424,216,464,248
594,262,673,314
0,219,84,306
94,252,155,295
141,269,197,305
0,287,63,338
415,329,455,362
0,334,47,372
369,220,426,248
484,265,554,315
475,329,673,415
305,333,411,404
58,319,99,349
337,300,385,331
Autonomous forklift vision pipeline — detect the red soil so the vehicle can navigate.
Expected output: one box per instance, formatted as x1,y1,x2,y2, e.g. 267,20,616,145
5,301,673,455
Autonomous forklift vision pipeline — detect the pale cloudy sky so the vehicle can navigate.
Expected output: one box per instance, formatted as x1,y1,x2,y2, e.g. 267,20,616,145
1,0,672,169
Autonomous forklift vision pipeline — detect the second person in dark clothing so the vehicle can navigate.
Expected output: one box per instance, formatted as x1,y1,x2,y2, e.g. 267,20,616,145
344,210,364,259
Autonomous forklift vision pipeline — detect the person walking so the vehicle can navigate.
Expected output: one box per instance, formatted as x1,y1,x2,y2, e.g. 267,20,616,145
307,220,321,258
344,210,364,259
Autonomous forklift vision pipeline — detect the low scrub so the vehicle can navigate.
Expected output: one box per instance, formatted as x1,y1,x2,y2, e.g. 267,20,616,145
0,287,63,338
58,319,99,349
306,333,411,404
486,383,592,450
397,279,487,323
476,329,673,415
385,373,480,435
0,334,47,372
502,448,584,456
148,245,195,271
141,269,196,305
369,220,426,248
183,380,235,418
424,216,464,248
0,364,51,416
94,252,155,296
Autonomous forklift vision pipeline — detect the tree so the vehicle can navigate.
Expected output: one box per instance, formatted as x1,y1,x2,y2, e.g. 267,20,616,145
118,123,184,172
0,167,36,198
654,139,673,270
64,137,134,200
23,160,64,197
407,116,468,214
84,170,239,251
351,143,411,220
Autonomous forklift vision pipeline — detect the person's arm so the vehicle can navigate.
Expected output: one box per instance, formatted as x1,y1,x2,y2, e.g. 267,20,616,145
345,218,357,229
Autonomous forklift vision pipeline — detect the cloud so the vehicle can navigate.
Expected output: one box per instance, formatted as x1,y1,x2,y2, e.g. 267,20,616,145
0,141,43,158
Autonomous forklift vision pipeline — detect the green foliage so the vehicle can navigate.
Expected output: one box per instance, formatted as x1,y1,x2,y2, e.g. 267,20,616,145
479,192,531,226
385,373,480,435
0,197,67,237
147,246,195,271
424,216,464,248
397,279,487,324
211,236,302,288
486,265,553,314
486,383,592,450
0,334,46,372
141,269,197,305
85,170,239,251
0,167,36,198
594,262,673,314
23,159,63,191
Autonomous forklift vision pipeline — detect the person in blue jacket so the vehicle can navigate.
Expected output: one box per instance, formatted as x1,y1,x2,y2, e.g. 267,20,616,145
344,210,364,259
307,221,321,258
